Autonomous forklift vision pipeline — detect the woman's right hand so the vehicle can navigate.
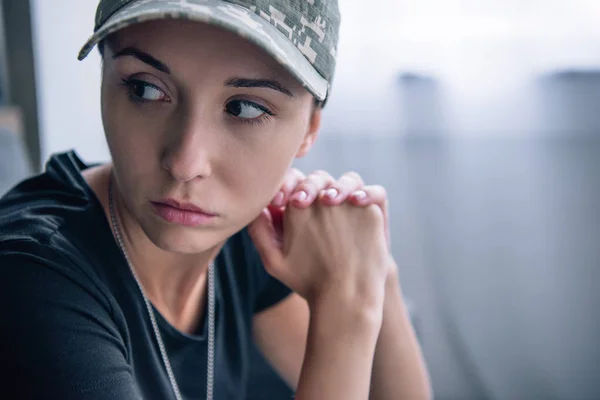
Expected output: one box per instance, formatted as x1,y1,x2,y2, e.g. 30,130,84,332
249,171,394,400
248,173,390,318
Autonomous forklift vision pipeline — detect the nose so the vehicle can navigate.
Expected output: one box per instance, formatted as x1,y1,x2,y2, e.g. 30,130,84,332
161,112,214,182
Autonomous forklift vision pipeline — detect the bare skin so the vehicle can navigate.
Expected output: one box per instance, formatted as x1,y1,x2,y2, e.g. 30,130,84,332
84,19,431,400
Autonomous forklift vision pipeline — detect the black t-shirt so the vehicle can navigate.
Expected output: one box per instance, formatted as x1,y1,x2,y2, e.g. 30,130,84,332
0,151,292,400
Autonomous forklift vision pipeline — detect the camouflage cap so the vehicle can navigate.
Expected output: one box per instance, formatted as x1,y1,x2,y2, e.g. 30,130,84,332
78,0,341,101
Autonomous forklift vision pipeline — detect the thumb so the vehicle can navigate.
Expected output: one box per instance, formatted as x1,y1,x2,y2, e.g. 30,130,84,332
248,207,285,275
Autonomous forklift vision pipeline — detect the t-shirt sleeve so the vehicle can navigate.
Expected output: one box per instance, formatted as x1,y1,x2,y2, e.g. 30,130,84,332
241,229,292,314
0,242,142,400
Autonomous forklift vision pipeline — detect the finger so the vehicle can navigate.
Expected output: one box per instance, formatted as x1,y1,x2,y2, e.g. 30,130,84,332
247,208,285,275
290,170,335,208
348,185,391,248
272,168,306,207
318,171,364,205
267,204,284,241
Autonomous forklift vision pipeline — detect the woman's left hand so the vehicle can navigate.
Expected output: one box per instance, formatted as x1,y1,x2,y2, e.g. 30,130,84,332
269,168,390,247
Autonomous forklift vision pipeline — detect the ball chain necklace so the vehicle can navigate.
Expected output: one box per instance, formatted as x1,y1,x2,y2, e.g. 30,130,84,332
108,178,215,400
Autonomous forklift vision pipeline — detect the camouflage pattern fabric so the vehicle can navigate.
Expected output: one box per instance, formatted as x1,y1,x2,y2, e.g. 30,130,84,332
78,0,340,101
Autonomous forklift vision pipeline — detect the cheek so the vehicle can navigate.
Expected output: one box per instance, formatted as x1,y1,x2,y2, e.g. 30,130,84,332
101,82,163,195
222,123,307,211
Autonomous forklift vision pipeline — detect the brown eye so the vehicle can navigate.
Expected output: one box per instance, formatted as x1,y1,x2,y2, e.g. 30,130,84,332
225,100,269,119
124,79,168,102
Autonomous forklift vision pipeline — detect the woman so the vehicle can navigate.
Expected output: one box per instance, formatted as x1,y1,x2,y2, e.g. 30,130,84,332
0,0,431,399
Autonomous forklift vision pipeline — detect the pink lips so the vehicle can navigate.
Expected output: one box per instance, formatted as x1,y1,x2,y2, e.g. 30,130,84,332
151,199,217,227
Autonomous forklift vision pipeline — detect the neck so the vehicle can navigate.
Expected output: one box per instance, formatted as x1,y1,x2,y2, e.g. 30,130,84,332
99,166,221,333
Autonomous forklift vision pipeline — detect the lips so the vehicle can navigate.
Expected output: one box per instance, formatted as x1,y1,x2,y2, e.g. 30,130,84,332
151,198,217,227
158,199,217,215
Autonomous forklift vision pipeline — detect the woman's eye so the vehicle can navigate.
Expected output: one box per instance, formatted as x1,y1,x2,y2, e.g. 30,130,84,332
225,100,270,119
123,79,168,102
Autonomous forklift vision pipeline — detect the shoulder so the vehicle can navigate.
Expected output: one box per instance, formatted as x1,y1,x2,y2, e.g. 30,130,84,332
0,151,116,306
0,150,107,247
0,151,99,241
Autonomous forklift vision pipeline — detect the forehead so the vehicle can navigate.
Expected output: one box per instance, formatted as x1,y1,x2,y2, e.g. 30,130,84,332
108,19,303,86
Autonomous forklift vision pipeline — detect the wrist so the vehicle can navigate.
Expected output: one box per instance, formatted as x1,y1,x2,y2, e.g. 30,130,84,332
383,260,409,313
309,288,384,337
385,257,400,286
298,289,383,400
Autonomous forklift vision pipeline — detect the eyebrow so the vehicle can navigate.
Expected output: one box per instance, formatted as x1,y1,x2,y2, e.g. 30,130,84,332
111,48,293,97
225,78,294,97
112,47,171,74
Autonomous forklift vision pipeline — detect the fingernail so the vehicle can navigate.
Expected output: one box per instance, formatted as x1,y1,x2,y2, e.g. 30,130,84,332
292,190,308,202
324,188,339,199
352,190,367,200
273,191,284,206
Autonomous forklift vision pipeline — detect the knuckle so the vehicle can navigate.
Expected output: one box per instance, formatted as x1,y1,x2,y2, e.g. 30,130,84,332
373,185,387,197
263,260,284,279
295,185,312,196
301,176,320,191
290,168,305,179
311,169,329,178
307,174,331,189
342,171,364,183
302,177,318,188
362,184,386,199
311,170,334,183
305,174,327,188
365,203,385,224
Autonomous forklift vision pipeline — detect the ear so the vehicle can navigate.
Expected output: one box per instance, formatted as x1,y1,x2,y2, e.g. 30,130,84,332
295,106,322,158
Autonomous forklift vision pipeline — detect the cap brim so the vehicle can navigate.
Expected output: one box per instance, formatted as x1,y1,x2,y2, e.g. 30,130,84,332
78,0,327,100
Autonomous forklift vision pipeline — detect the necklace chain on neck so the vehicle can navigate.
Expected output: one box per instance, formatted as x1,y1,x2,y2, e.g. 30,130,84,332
108,178,215,400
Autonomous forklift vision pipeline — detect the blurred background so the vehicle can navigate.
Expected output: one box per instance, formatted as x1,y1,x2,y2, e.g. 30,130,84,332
1,0,599,399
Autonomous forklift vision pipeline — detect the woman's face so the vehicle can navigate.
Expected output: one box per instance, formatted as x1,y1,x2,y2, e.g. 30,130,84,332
101,19,320,254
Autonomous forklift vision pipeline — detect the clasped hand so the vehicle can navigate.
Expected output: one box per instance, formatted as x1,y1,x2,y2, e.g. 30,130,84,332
248,169,393,314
